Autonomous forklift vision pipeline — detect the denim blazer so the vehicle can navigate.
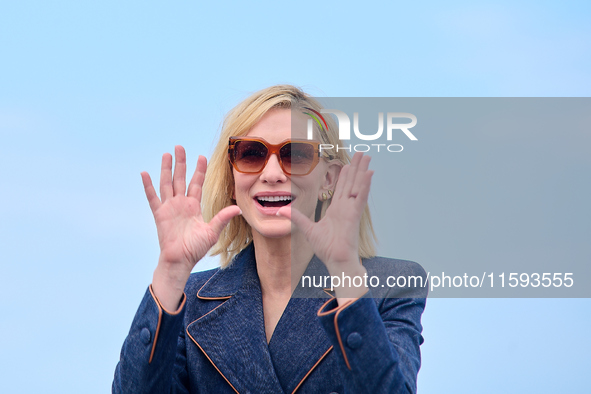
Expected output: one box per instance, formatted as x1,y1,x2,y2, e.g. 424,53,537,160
113,244,427,394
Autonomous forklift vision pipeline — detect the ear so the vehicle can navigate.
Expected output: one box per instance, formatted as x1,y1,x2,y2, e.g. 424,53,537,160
319,161,342,198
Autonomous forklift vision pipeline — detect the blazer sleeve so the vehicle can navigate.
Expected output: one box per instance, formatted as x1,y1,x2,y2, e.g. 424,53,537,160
317,291,426,394
112,285,190,394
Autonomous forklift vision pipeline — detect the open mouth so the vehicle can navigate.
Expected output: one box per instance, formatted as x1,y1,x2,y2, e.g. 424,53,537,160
255,195,293,208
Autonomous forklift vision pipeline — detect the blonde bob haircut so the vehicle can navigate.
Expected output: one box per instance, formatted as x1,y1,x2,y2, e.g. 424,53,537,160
203,85,377,267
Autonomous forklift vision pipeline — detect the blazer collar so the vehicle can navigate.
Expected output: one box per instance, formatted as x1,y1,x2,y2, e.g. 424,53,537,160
197,243,333,299
196,244,258,299
187,243,334,394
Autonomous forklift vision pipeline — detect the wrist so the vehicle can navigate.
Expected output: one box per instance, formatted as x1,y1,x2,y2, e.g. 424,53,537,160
325,257,366,278
157,253,193,277
152,263,190,311
153,262,190,289
326,259,369,300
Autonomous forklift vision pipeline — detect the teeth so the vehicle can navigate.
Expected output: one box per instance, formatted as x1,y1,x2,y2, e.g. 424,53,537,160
257,195,293,202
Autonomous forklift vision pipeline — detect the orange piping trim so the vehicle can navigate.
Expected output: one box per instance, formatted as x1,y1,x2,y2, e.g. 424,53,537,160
187,330,239,394
186,298,238,393
158,293,187,316
148,285,163,364
334,300,354,370
317,297,346,316
323,288,335,298
196,274,232,300
291,346,333,394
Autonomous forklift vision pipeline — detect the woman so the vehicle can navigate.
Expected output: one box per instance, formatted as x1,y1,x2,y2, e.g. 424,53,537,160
113,85,427,394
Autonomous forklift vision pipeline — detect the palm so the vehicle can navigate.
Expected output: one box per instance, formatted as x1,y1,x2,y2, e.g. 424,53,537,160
279,152,373,269
142,146,240,272
153,196,212,270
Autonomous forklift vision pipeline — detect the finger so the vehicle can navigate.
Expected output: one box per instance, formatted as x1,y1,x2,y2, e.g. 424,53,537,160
355,170,374,207
187,155,207,201
358,154,371,172
173,145,187,196
141,172,162,213
276,206,314,237
349,155,372,199
340,152,364,198
160,153,173,202
332,163,350,200
208,205,242,236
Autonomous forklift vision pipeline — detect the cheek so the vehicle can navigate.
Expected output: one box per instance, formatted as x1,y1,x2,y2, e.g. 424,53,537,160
232,172,255,202
296,179,323,204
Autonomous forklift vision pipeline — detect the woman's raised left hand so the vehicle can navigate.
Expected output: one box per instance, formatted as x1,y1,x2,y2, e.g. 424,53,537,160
277,152,373,288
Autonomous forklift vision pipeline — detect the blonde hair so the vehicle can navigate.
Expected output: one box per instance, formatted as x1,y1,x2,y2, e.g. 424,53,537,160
203,85,377,267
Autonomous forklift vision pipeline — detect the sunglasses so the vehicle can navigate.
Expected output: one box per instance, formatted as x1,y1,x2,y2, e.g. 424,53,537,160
228,137,331,175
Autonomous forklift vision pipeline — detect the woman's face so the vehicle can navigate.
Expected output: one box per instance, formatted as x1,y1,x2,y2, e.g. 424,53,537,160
232,108,337,240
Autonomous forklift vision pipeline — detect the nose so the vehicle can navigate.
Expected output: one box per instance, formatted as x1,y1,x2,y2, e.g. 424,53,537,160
260,153,288,183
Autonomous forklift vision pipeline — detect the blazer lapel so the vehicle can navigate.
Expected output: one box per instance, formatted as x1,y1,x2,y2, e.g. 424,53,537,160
187,245,283,394
267,296,333,394
267,254,335,394
186,246,334,394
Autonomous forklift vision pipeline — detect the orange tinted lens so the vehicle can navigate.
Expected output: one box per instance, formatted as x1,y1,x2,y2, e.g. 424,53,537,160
280,142,315,175
233,140,268,173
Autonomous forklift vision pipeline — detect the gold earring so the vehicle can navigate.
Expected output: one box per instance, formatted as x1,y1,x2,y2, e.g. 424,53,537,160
322,192,328,201
328,190,333,197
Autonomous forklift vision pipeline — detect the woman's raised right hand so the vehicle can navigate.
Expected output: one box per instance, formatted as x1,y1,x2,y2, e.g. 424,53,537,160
141,146,241,310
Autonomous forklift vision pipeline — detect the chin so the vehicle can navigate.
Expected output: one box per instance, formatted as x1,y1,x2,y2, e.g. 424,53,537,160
252,222,293,240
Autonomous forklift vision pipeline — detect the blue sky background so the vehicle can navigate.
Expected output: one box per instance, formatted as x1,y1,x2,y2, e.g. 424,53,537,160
1,1,590,393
